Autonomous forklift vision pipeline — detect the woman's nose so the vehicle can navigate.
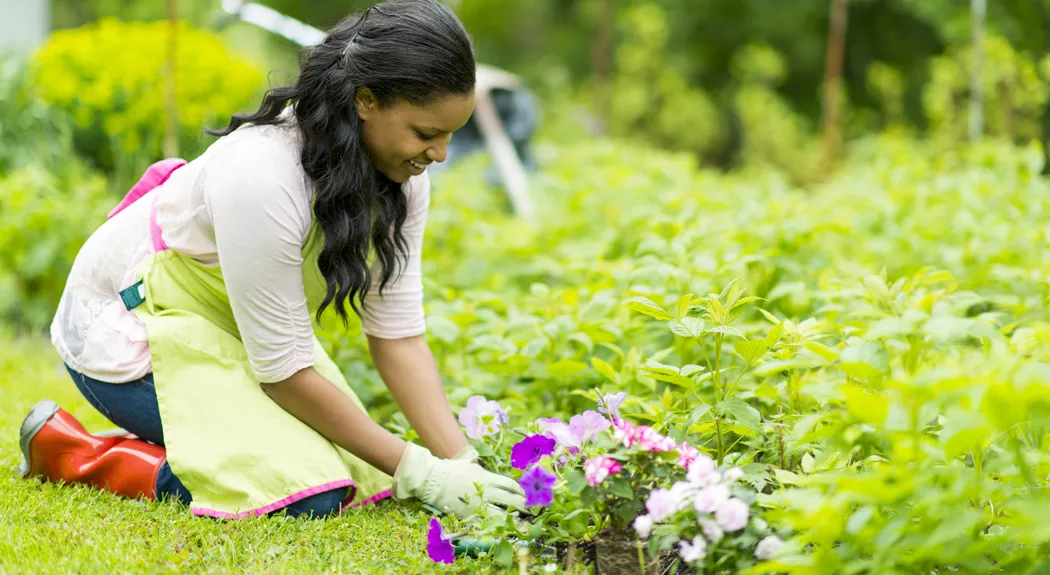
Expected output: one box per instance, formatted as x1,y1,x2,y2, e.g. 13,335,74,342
426,136,451,164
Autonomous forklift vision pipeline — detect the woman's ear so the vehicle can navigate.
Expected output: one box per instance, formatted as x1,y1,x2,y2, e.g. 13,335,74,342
355,88,378,122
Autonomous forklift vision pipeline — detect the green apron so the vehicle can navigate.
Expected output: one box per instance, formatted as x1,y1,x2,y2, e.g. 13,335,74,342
120,162,391,518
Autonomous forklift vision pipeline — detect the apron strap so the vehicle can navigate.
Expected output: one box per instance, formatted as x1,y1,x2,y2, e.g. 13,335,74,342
108,158,187,219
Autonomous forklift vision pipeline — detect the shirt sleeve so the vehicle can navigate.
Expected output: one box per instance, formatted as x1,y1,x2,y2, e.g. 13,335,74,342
359,171,430,339
204,137,315,384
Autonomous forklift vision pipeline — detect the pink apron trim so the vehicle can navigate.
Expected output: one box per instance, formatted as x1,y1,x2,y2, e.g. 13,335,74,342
189,479,357,519
108,158,186,219
341,488,392,512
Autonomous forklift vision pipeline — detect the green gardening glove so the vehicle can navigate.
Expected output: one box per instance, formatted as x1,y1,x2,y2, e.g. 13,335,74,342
392,442,524,519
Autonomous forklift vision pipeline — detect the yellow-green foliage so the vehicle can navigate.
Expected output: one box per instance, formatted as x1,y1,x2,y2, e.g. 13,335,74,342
924,34,1049,144
30,18,263,172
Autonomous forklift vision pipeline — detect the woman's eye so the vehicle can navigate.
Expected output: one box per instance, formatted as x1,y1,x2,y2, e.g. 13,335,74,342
416,131,434,141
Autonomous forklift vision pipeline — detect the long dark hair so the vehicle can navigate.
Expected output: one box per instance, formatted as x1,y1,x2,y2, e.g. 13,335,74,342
207,0,476,327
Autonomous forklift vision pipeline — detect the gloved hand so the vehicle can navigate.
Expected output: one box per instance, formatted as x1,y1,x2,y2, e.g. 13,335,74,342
392,442,524,518
452,444,479,463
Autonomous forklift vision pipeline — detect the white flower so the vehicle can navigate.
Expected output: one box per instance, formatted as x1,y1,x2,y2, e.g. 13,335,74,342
693,484,730,514
700,519,724,543
715,498,750,532
686,455,717,484
633,514,654,539
755,535,785,560
724,466,744,482
543,563,559,573
678,535,707,564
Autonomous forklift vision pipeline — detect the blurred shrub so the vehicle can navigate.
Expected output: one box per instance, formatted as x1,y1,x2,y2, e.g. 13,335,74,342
728,43,823,184
0,54,75,175
924,35,1049,144
30,18,263,182
0,161,111,332
606,3,723,161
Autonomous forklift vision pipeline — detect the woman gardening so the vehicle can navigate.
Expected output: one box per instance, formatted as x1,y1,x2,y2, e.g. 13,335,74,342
18,0,525,521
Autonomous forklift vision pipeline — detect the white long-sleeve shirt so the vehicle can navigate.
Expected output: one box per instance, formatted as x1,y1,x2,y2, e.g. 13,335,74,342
51,113,429,384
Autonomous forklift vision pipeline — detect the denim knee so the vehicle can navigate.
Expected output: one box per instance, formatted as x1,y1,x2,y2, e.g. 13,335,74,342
279,489,346,519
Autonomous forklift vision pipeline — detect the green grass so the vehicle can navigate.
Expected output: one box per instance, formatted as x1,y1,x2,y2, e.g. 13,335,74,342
0,336,505,574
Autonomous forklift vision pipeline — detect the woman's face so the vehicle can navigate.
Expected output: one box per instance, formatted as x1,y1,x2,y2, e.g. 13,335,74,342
355,89,476,183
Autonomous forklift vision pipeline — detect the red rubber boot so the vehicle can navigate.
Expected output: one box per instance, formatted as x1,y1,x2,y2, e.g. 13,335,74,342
18,400,166,500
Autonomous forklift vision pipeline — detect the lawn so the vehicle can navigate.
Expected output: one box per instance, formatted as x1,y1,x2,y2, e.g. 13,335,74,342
0,335,498,575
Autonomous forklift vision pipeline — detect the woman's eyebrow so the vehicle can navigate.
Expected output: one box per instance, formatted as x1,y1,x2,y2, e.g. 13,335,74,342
414,125,450,135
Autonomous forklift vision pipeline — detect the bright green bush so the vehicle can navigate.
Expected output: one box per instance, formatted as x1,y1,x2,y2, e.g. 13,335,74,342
0,162,111,332
29,18,263,180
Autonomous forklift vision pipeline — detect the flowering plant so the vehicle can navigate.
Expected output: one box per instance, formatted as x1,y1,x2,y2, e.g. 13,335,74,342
443,392,785,571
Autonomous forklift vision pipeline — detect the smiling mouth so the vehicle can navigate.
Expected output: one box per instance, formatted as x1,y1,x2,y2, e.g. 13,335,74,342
408,159,427,170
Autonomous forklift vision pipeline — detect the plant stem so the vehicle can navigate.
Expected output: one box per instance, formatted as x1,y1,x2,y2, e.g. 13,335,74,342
713,411,725,465
636,539,646,575
714,334,724,401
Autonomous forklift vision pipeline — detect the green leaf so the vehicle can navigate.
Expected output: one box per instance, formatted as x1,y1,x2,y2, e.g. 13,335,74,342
740,463,772,491
620,296,674,321
591,357,620,383
804,341,838,364
708,325,746,338
843,383,889,426
546,360,588,378
669,317,705,339
774,468,802,486
733,339,768,364
641,368,694,389
863,274,891,301
564,468,588,494
606,476,634,500
839,342,889,380
688,403,712,426
675,293,697,320
765,322,783,347
720,396,762,432
846,505,875,534
493,539,514,567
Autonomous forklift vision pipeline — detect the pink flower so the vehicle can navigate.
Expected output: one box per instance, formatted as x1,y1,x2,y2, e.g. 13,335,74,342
457,396,508,439
633,514,654,539
755,535,784,560
612,420,676,451
569,410,611,443
583,456,622,487
715,498,750,532
693,484,730,514
645,487,686,522
686,455,717,485
677,443,701,469
678,535,707,564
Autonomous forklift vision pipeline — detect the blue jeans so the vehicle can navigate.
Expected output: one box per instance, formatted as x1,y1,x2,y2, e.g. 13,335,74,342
65,366,346,518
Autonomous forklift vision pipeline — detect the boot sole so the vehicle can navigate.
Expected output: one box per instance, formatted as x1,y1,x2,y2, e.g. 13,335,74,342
18,399,61,478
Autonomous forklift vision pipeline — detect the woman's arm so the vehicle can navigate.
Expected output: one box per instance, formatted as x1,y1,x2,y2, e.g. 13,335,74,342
367,334,469,459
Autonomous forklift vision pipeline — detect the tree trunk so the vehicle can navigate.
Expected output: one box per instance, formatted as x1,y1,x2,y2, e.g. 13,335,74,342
969,0,986,141
821,0,848,168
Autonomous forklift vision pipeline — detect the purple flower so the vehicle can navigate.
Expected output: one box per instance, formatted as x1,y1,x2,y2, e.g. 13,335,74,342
598,391,626,420
510,435,557,470
426,518,455,564
520,465,557,507
569,410,611,443
458,395,508,439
